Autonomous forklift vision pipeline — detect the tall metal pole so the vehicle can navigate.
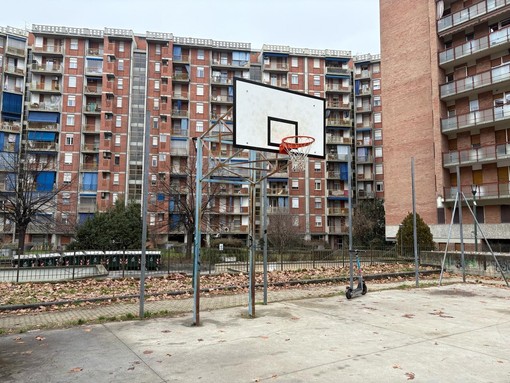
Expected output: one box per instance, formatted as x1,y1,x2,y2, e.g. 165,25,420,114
248,150,256,317
139,113,150,318
348,145,354,289
471,185,478,252
456,166,465,282
411,158,419,287
192,138,203,325
262,175,268,305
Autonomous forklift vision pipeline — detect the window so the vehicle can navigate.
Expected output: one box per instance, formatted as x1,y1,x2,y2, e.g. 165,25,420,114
114,155,120,165
314,162,321,172
118,59,124,71
67,95,76,107
374,113,382,123
69,76,77,88
152,136,158,146
373,79,381,90
293,216,299,226
292,179,299,190
314,198,321,209
292,197,299,209
63,173,72,183
69,57,78,69
159,154,166,162
155,44,161,55
315,216,322,227
197,66,204,78
113,173,119,184
154,98,159,110
117,78,123,89
115,135,121,146
70,39,78,50
291,57,298,67
196,102,204,114
160,134,167,142
151,175,157,186
197,84,204,96
313,75,320,86
373,96,381,107
62,193,70,205
116,97,122,108
152,156,158,167
65,134,73,145
66,115,75,126
155,62,161,72
373,63,380,73
119,41,125,52
469,99,479,112
374,129,382,141
314,58,320,68
196,120,204,132
376,182,384,192
64,153,73,164
375,163,383,174
315,180,321,190
291,74,298,85
375,147,383,158
197,49,205,60
153,117,158,129
154,80,160,90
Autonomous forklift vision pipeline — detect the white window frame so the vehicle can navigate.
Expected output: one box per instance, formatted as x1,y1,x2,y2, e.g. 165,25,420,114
196,120,204,132
314,161,321,172
291,197,299,209
115,134,121,146
152,136,158,146
376,163,383,175
68,76,77,88
63,172,72,183
313,75,320,86
155,62,161,72
291,74,298,85
375,147,383,158
291,57,298,67
70,39,78,50
117,78,123,89
116,97,122,108
314,198,321,209
373,79,381,90
113,173,120,184
67,95,76,107
196,102,204,114
374,113,382,123
315,180,321,190
65,134,73,145
69,57,78,69
197,66,205,78
116,116,122,127
315,215,322,227
197,49,205,60
292,179,299,190
64,153,73,164
197,84,204,96
66,115,75,126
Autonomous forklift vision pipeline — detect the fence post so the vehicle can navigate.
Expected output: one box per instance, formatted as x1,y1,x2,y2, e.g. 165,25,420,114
72,250,76,280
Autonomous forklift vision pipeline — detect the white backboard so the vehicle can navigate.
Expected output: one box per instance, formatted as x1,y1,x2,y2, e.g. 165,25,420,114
233,78,325,158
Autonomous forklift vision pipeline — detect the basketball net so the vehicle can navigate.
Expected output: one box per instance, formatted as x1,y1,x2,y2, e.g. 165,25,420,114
279,135,315,172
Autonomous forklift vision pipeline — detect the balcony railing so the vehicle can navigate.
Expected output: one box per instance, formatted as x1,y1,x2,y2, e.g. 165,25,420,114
28,102,61,112
443,142,510,167
29,83,61,92
326,118,352,127
327,207,348,216
328,225,348,234
26,141,57,151
33,45,64,54
170,148,189,156
437,0,509,34
357,190,375,198
172,110,189,118
267,187,288,195
264,62,288,71
171,128,188,137
86,48,104,56
326,67,350,76
1,121,22,132
4,65,25,75
211,76,232,85
211,95,233,103
326,84,351,92
327,153,348,161
81,163,99,171
6,46,25,56
31,63,63,73
172,73,190,81
326,135,351,144
444,182,510,202
441,104,510,133
440,63,510,99
26,122,58,131
82,144,100,152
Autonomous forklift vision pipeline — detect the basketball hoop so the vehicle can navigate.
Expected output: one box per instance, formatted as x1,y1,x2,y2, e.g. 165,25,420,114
279,135,315,171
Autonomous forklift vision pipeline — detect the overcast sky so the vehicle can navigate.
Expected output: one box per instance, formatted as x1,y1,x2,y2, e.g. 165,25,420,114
2,0,380,55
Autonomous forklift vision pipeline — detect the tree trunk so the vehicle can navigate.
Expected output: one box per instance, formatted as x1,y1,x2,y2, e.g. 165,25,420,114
186,228,194,259
16,225,27,283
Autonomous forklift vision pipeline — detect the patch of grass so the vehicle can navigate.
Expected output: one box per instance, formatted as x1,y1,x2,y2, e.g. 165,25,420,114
120,313,135,320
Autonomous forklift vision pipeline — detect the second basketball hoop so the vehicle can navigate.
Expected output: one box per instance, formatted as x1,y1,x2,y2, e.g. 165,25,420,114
279,135,315,171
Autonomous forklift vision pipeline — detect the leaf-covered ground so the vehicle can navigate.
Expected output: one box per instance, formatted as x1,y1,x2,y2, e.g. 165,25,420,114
0,263,444,314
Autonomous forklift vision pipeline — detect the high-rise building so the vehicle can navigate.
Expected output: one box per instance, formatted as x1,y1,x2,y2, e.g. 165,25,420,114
381,0,510,250
0,24,382,251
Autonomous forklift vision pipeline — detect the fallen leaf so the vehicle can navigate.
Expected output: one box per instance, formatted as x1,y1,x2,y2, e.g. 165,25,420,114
405,372,415,380
402,314,415,319
35,336,45,341
143,350,153,355
393,364,401,369
161,330,171,333
69,367,83,373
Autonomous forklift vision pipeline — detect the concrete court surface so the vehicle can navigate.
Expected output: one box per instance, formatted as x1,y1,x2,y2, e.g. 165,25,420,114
0,283,509,383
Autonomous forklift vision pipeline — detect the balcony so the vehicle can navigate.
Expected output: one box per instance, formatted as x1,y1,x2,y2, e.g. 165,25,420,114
437,0,509,36
356,138,373,146
327,153,349,161
328,190,349,198
326,118,352,127
357,190,375,199
327,207,348,216
267,187,288,195
81,163,99,171
357,104,372,113
441,105,510,134
4,65,25,76
28,101,61,112
31,63,63,74
86,48,104,57
82,124,100,133
442,142,510,168
29,82,61,93
26,141,57,151
326,135,351,144
0,121,22,133
170,148,189,156
26,121,58,131
84,86,102,95
82,143,100,152
328,225,348,234
326,67,350,76
172,92,188,100
171,109,189,119
211,76,233,86
32,45,64,55
443,182,510,203
172,73,189,82
84,103,101,114
357,155,373,163
264,62,288,72
171,128,188,137
326,84,351,93
440,63,510,101
6,46,25,57
211,95,233,104
327,171,341,179
173,54,190,64
326,100,350,110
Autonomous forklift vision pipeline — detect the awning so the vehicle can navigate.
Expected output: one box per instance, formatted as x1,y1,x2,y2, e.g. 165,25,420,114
27,131,57,141
28,111,60,123
325,74,350,79
267,178,288,182
326,57,350,62
263,52,288,58
327,196,348,201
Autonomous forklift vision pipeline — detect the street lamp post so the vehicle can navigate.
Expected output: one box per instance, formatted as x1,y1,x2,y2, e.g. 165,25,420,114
471,184,478,253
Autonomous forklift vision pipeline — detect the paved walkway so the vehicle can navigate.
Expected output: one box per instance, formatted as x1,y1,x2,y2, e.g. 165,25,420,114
0,276,490,333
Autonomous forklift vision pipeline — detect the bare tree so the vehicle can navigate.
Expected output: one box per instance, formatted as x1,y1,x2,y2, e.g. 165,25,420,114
151,156,221,257
267,207,301,254
0,153,71,256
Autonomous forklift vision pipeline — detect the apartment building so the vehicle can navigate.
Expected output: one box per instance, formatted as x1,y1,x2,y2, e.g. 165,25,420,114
0,24,382,251
381,0,510,250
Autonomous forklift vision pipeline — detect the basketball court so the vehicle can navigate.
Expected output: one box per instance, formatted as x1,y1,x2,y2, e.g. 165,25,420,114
1,283,509,382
